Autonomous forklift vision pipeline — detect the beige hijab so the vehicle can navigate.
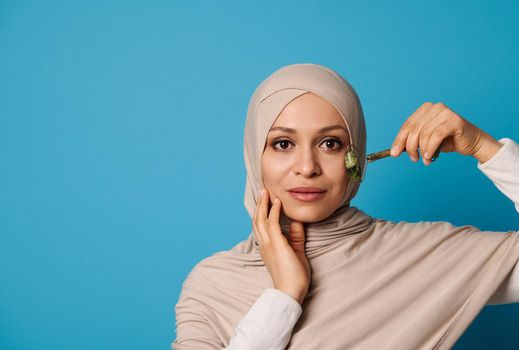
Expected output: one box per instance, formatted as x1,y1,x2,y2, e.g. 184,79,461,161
174,63,519,349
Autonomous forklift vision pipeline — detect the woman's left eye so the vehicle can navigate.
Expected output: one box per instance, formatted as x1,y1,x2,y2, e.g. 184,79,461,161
321,138,343,150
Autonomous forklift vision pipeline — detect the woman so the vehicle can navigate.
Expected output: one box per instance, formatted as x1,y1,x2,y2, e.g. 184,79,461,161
173,63,519,350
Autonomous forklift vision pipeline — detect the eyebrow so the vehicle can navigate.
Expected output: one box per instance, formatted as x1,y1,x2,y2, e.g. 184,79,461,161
269,125,349,134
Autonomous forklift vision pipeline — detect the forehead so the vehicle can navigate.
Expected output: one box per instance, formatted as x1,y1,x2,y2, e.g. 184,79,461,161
271,92,346,130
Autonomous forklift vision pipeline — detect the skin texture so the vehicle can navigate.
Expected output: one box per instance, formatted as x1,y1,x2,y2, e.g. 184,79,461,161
253,188,311,305
261,92,351,224
390,101,503,164
254,92,351,304
253,95,504,305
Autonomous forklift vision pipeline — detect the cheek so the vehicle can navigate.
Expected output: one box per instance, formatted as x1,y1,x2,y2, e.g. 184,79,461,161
323,159,349,198
261,153,290,180
324,157,348,180
261,158,281,193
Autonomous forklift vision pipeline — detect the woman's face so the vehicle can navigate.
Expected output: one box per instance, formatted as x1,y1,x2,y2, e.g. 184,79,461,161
261,92,351,223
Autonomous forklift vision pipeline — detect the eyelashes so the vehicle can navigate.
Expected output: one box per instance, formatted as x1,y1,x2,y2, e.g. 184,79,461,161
271,138,344,151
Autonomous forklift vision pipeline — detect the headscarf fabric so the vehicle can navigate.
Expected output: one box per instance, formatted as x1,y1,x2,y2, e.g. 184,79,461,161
174,63,519,350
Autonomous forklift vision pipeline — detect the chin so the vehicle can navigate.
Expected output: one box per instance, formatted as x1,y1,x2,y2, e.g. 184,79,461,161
282,206,332,223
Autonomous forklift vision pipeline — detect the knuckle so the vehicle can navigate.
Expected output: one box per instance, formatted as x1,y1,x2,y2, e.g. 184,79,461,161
393,133,403,144
430,131,441,140
405,120,416,131
421,125,432,136
433,125,447,137
452,114,464,128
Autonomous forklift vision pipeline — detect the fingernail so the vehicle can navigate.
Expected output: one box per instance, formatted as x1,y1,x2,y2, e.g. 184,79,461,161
424,152,429,159
410,156,417,162
260,188,265,195
390,146,397,156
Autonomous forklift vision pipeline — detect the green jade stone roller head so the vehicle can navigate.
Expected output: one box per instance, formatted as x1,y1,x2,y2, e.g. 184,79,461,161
344,145,440,182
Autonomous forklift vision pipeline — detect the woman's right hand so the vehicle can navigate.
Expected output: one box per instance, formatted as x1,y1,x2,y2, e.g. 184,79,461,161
253,188,312,305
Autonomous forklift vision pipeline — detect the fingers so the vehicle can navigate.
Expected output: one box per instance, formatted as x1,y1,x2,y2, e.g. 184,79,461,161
253,188,284,247
391,102,453,165
405,103,443,162
253,189,267,246
252,190,311,303
418,108,451,165
423,122,454,164
268,197,282,226
256,188,268,223
391,102,433,159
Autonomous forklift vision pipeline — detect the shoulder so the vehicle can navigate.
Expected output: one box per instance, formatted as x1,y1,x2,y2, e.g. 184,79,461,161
175,252,228,317
181,250,230,289
368,217,489,250
373,217,481,235
373,217,519,250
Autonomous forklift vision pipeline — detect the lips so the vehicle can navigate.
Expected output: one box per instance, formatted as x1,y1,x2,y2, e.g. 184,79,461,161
288,187,326,193
287,187,327,202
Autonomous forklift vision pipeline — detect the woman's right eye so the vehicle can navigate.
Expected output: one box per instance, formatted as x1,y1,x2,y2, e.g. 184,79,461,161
272,140,293,150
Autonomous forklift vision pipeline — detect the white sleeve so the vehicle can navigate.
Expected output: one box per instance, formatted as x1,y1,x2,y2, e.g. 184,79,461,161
225,288,302,350
477,138,519,214
477,138,519,305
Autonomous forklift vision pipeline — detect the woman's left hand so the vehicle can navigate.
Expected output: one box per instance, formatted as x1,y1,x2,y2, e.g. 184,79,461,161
390,102,503,165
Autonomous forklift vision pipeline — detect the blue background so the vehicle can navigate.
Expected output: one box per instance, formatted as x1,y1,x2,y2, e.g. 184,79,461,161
1,0,518,349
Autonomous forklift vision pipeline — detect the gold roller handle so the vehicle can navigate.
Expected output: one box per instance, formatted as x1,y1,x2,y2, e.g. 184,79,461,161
366,148,440,163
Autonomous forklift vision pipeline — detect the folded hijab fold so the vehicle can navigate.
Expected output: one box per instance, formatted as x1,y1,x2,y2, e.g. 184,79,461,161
174,63,519,350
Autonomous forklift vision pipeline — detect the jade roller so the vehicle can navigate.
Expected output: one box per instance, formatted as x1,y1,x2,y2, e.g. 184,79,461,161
344,145,440,182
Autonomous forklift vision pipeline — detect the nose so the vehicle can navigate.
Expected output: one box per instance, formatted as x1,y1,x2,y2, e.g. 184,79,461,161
294,147,322,177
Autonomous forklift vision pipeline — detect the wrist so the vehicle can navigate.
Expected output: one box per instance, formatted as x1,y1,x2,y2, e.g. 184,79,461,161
471,132,503,164
277,287,307,305
296,291,307,305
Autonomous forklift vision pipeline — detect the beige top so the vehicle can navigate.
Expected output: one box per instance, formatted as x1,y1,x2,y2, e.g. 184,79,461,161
220,137,519,350
173,64,519,350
